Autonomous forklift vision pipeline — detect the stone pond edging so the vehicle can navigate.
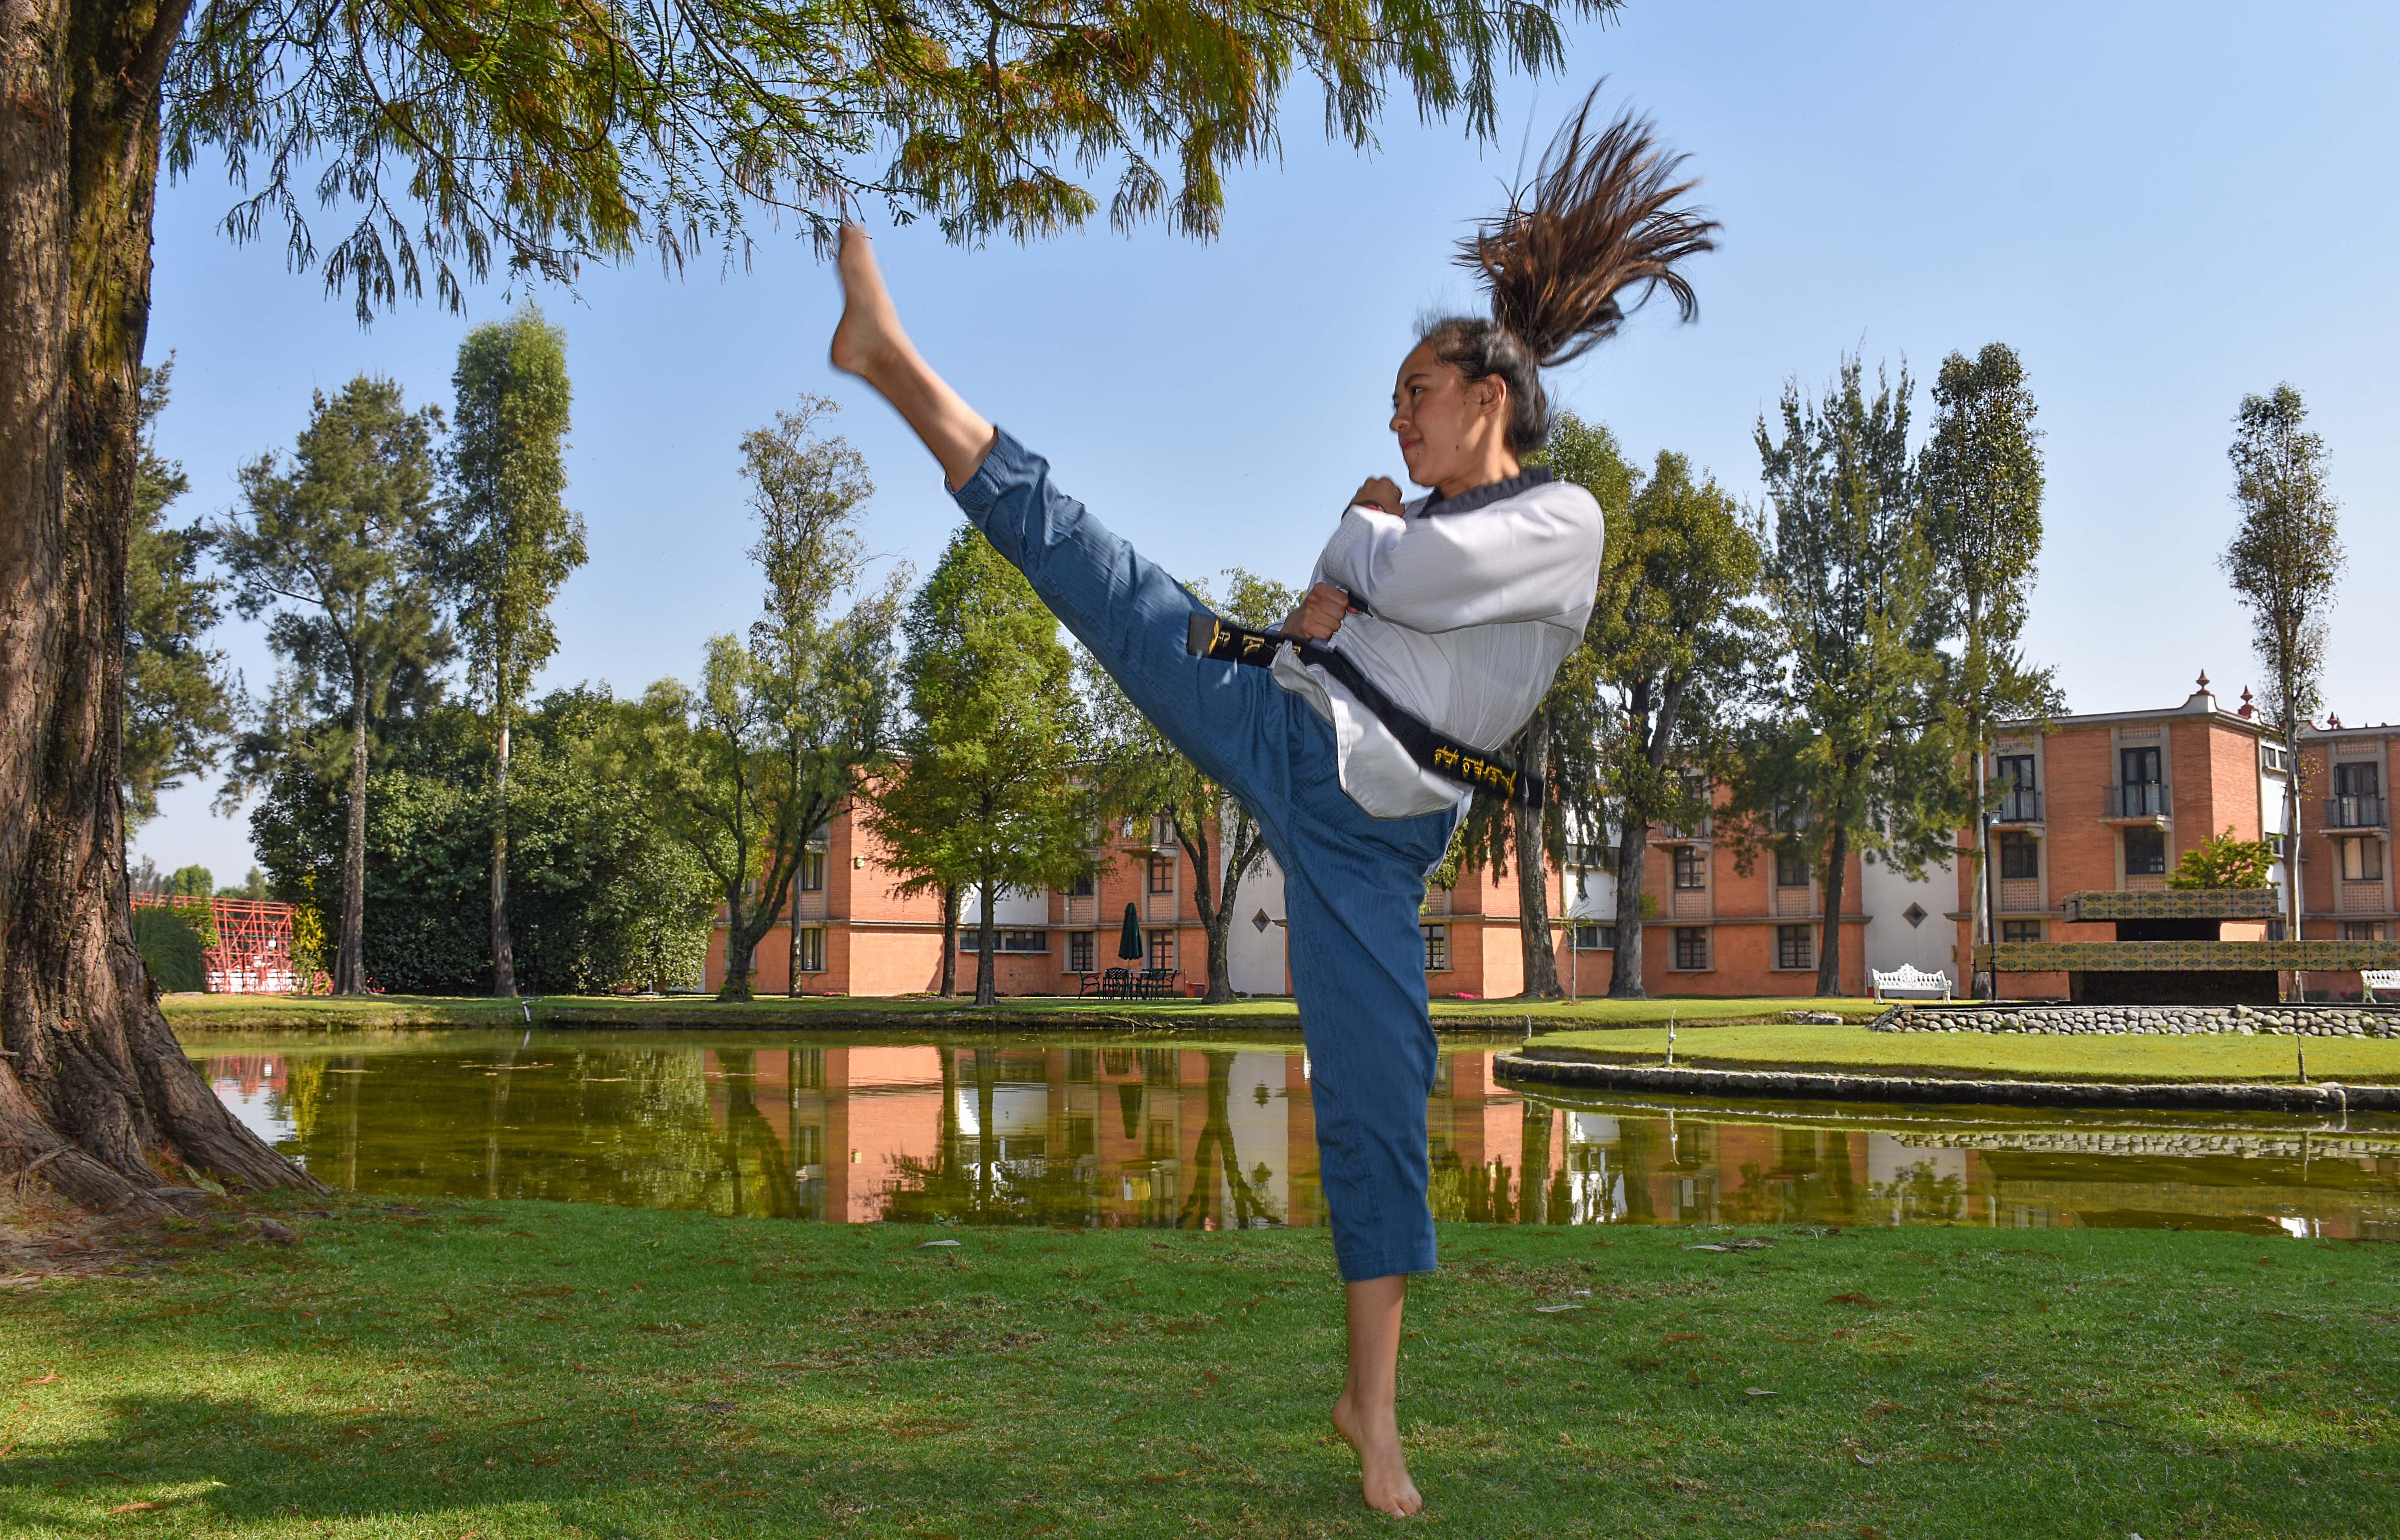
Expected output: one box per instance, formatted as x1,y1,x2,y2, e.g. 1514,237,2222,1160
1864,1003,2400,1038
1492,1047,2400,1114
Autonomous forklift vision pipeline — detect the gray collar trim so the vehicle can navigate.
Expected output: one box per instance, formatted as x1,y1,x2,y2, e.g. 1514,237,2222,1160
1417,466,1555,518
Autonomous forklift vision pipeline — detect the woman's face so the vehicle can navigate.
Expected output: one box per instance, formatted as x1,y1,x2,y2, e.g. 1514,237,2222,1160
1389,341,1508,490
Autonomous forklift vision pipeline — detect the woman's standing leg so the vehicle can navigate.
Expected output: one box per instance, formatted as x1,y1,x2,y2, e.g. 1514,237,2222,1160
1280,769,1460,1518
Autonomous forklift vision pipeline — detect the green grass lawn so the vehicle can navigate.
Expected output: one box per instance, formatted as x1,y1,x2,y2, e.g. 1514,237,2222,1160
161,991,1881,1033
1534,1021,2400,1084
3,1199,2395,1538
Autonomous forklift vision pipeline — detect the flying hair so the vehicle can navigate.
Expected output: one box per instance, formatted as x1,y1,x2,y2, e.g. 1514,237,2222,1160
1421,86,1719,454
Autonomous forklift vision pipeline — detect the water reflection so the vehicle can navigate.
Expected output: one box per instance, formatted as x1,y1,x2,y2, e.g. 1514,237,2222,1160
199,1032,2400,1239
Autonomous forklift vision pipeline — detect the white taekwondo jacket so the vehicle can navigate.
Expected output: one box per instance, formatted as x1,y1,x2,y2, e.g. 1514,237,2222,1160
1270,467,1605,819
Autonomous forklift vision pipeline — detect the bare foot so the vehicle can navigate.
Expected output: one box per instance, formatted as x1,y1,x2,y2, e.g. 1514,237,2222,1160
1333,1390,1423,1517
829,224,905,381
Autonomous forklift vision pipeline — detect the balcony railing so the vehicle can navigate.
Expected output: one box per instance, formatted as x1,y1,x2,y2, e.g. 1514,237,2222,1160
2103,783,2171,820
1990,787,2042,823
2324,795,2388,830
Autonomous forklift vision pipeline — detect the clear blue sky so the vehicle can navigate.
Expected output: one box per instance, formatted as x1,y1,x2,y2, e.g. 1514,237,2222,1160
136,0,2400,881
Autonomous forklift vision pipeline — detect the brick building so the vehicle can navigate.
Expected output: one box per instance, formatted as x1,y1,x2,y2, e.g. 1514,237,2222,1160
2294,718,2395,964
1959,677,2294,999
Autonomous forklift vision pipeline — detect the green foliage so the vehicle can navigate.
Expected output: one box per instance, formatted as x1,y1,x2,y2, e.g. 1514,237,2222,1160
1735,358,1968,993
132,905,209,993
624,401,899,1001
871,528,1092,1005
440,306,584,733
164,0,1617,321
2168,827,2276,891
168,864,215,897
2222,383,2343,734
250,689,714,993
123,359,236,827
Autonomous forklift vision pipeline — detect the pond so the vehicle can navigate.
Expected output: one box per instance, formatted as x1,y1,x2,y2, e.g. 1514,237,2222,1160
194,1030,2400,1240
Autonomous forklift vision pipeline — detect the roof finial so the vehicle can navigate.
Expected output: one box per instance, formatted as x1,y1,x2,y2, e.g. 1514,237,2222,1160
2196,669,2210,691
2238,686,2255,719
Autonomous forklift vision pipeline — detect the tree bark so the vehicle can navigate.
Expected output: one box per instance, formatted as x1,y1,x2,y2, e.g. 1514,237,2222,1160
1816,825,1849,997
718,884,757,1001
335,692,368,993
0,0,308,1209
974,877,997,1006
1512,713,1562,998
1610,825,1647,998
489,711,515,996
938,882,958,996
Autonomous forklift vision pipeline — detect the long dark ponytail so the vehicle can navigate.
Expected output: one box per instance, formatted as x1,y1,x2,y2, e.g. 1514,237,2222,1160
1422,87,1719,455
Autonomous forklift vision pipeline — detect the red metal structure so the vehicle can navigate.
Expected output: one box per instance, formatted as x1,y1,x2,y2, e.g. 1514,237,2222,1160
131,893,303,993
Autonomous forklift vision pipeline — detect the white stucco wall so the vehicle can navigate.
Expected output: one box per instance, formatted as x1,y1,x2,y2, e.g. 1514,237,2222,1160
1860,852,1957,986
1224,847,1289,996
958,885,1050,928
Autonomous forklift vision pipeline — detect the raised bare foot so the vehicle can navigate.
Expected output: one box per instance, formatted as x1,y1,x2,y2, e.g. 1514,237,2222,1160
829,223,905,381
1333,1390,1423,1517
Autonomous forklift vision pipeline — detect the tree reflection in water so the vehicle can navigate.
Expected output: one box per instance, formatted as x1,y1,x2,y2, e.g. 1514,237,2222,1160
204,1033,2400,1239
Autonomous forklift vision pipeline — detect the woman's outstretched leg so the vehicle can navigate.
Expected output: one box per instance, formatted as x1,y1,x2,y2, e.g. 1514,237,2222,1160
828,225,996,491
1334,1275,1424,1517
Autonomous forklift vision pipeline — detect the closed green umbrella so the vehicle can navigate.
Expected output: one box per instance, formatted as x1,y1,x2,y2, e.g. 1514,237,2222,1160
1118,902,1145,961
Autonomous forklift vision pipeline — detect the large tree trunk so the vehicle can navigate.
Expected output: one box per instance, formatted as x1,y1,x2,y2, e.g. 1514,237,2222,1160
0,0,308,1209
335,694,369,993
1816,826,1849,997
973,877,997,1007
718,886,756,1001
1609,824,1647,998
1512,712,1561,998
489,712,515,996
938,882,958,996
1179,812,1239,1005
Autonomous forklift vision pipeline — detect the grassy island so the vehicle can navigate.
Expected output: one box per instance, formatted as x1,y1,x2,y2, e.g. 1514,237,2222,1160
3,1197,2394,1537
1532,1021,2400,1085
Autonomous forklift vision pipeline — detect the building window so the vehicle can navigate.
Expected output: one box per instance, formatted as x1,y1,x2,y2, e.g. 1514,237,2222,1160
1119,814,1140,839
2001,919,2044,944
2120,746,2162,787
2342,922,2385,942
795,927,827,973
1147,852,1176,893
2334,762,2382,799
2341,837,2386,882
1774,847,1808,888
1152,814,1176,847
1672,846,1706,890
1147,930,1175,971
1066,871,1095,897
1775,925,1813,971
1067,931,1096,973
2260,743,2288,774
1998,830,2040,881
1572,923,1616,951
1421,925,1450,972
2124,826,2167,877
2267,918,2287,942
1994,753,2036,791
1673,928,1709,970
798,848,826,893
963,930,1049,954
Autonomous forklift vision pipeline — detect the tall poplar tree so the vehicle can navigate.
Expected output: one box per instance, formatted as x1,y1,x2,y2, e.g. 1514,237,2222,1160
1,0,1608,1207
2220,384,2343,960
871,529,1092,1007
219,376,449,996
1734,358,1964,997
1917,343,2057,995
439,306,584,998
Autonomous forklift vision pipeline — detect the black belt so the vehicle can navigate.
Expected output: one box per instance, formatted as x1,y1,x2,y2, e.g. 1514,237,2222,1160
1186,613,1542,808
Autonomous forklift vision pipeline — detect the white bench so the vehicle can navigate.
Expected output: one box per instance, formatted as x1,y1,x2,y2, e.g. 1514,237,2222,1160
2364,970,2400,1004
1872,963,1953,1002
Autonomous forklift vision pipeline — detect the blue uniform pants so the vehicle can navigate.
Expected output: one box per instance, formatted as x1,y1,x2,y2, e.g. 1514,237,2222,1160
953,431,1457,1280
